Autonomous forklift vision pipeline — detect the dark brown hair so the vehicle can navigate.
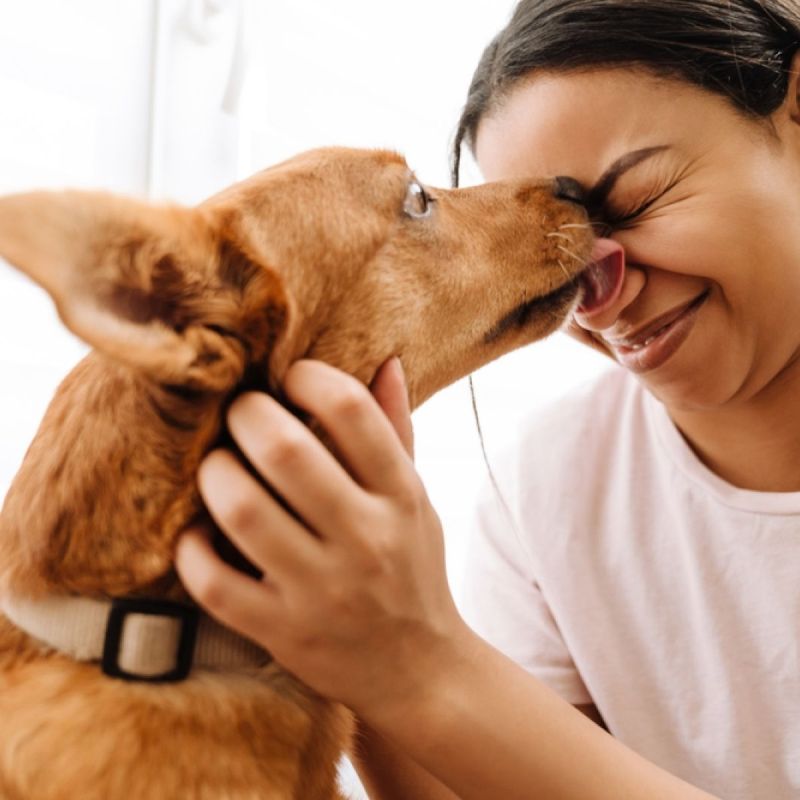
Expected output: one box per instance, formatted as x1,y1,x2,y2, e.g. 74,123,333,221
452,0,800,186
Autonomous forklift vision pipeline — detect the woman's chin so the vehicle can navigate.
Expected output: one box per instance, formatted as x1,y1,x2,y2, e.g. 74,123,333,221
638,370,739,414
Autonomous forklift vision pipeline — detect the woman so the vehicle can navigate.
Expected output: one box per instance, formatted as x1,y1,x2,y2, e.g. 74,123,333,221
175,2,800,798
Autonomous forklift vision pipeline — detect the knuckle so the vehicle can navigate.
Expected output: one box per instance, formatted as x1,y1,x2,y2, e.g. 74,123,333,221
191,563,228,613
249,428,307,472
329,381,370,418
364,534,399,570
211,483,259,534
393,476,427,515
323,580,350,612
354,521,400,574
322,580,364,623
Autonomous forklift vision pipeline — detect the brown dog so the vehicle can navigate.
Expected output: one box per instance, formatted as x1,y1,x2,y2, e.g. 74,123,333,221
0,147,592,799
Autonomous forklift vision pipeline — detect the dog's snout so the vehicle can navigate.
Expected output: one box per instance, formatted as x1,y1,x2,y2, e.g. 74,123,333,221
553,176,587,207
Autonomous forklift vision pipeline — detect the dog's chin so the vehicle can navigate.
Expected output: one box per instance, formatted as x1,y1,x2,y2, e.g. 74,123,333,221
530,278,583,331
484,277,582,346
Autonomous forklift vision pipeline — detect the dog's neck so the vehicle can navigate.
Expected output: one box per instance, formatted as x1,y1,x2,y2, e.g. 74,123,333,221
0,354,236,599
0,592,270,682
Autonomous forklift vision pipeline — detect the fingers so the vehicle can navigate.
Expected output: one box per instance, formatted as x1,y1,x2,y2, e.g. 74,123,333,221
197,449,324,576
224,392,372,538
175,525,282,648
369,357,414,459
175,357,455,708
202,358,418,568
282,359,416,495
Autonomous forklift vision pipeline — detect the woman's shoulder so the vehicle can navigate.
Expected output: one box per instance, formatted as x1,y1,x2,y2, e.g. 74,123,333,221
476,367,618,485
479,366,655,521
472,366,647,567
513,366,645,463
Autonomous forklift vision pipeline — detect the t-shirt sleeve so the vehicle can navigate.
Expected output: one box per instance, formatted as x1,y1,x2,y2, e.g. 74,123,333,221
458,485,593,706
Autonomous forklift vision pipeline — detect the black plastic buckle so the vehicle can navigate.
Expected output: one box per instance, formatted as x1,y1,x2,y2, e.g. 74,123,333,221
101,597,199,683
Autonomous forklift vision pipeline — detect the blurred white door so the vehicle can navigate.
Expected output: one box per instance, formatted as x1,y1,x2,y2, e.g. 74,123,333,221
0,0,248,500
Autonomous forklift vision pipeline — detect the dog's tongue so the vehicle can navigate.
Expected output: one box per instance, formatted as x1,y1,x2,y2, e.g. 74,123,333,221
578,238,626,316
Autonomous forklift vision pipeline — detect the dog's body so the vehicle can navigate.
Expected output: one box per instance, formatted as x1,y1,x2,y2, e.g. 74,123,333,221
0,148,591,799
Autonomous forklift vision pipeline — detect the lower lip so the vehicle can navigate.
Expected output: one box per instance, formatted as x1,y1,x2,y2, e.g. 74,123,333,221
611,293,709,374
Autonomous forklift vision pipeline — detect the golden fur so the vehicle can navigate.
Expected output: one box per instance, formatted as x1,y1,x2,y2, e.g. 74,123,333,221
0,148,592,799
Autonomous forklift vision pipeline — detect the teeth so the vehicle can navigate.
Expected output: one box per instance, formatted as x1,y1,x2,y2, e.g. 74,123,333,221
623,326,668,350
612,293,706,352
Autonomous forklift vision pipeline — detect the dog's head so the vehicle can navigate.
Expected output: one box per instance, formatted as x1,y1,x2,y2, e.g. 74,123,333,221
0,147,592,597
0,147,591,408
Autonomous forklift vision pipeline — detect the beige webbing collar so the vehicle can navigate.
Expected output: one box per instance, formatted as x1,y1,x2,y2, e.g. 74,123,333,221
0,593,270,682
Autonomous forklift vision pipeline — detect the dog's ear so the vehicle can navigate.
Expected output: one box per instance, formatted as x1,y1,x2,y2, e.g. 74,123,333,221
0,191,289,391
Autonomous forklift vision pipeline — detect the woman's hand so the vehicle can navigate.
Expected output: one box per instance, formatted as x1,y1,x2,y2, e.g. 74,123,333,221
175,357,470,724
175,358,719,800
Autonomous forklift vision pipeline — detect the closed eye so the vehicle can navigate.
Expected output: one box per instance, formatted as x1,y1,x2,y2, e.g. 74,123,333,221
600,176,681,231
603,194,660,228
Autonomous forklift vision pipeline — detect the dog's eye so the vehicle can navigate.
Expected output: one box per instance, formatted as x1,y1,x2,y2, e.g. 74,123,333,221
404,181,433,219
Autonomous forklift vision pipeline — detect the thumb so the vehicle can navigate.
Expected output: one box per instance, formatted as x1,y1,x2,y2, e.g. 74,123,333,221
369,357,414,459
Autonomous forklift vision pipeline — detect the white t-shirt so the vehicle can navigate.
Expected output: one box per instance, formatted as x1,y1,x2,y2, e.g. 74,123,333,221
460,366,800,800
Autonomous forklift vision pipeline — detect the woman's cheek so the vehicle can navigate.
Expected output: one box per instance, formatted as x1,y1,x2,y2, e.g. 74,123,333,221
615,264,648,310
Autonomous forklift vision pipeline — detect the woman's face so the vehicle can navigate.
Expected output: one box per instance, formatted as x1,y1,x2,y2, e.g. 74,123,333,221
475,68,800,413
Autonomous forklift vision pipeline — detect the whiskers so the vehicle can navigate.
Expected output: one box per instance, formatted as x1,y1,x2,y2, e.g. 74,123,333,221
556,258,571,282
558,221,606,232
548,219,604,270
556,243,585,266
547,233,585,273
546,231,574,243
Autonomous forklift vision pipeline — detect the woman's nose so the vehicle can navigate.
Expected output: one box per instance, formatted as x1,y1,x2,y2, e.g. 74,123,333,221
553,175,587,206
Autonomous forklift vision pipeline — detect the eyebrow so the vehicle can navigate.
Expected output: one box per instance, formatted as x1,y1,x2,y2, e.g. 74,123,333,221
586,145,671,210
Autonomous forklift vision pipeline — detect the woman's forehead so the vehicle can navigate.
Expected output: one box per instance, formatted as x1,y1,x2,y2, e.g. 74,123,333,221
474,68,718,185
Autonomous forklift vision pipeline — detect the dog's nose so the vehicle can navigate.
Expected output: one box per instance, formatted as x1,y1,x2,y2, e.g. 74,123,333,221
553,176,587,207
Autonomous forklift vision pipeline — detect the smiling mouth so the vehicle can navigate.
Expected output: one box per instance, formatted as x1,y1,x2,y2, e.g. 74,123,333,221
606,291,710,351
484,277,581,344
598,290,710,374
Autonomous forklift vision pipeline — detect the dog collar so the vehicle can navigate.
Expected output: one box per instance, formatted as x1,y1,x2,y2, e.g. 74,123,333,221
0,593,270,683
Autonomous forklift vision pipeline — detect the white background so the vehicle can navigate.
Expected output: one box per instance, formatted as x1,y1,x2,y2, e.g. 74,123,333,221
0,2,611,793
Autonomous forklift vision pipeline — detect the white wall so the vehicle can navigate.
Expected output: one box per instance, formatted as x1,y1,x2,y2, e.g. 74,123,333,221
0,0,154,514
0,0,614,596
0,0,612,569
0,2,613,795
239,0,613,594
0,0,250,504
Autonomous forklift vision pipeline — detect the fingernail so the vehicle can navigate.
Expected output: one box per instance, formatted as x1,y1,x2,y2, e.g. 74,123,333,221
391,356,406,385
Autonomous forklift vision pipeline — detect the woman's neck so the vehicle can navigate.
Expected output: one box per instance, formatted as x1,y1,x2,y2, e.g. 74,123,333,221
668,362,800,493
